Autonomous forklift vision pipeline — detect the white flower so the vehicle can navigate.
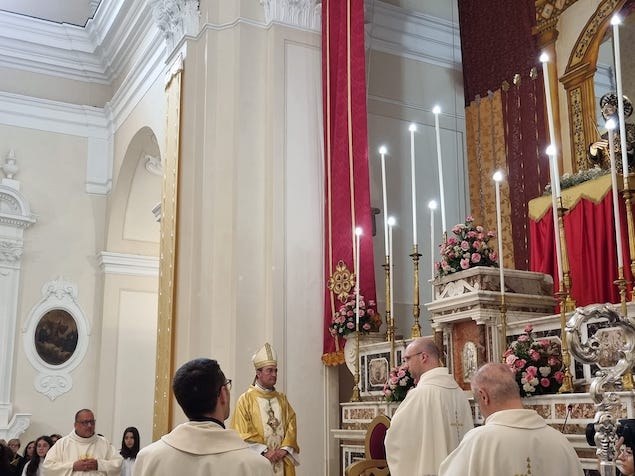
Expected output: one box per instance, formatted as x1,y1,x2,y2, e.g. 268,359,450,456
539,366,551,377
523,382,536,393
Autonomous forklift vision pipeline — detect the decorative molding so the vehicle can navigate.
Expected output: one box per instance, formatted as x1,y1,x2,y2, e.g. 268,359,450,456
21,277,90,401
0,182,36,230
98,251,159,277
364,0,462,70
150,0,201,53
0,411,31,440
0,241,23,264
0,149,19,179
259,0,322,31
144,154,163,176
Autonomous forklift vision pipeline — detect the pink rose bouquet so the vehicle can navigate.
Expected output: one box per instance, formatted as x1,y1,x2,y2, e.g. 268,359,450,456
435,216,498,277
504,324,564,397
383,364,416,402
328,294,378,337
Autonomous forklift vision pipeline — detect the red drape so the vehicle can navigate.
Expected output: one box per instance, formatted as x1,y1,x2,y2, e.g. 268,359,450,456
321,0,377,365
530,193,634,307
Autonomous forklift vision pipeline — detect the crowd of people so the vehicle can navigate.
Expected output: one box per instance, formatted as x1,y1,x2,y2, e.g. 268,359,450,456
0,343,297,476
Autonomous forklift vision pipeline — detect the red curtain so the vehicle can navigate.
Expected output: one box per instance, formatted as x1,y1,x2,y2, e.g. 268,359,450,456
321,0,377,365
530,193,634,307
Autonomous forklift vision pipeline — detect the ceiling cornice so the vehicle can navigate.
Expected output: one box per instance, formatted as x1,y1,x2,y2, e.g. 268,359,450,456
0,0,162,85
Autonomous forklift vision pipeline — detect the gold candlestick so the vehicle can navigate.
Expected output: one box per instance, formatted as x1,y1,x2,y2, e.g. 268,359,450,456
615,269,634,390
383,257,395,368
350,330,361,402
556,197,574,393
410,245,422,338
621,177,635,301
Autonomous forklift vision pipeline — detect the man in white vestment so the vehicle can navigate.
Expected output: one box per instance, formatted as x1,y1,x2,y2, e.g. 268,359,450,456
42,409,122,476
133,358,273,476
439,363,584,476
384,337,473,476
231,343,299,476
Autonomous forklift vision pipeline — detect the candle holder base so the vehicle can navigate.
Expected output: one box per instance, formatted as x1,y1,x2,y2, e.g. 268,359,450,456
622,370,634,391
410,322,421,339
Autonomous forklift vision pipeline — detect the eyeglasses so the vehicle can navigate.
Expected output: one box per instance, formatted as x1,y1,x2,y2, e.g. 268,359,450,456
223,379,232,391
76,419,96,426
402,351,424,363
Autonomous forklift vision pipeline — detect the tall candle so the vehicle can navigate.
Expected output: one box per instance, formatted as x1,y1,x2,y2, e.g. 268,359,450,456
612,15,630,179
388,217,396,320
607,120,624,268
493,171,506,298
380,146,389,257
409,124,418,246
540,53,557,159
429,200,437,300
355,227,362,328
547,146,564,283
433,106,447,234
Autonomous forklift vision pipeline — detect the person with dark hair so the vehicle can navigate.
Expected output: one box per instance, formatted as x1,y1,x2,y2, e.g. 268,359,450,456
22,442,35,465
119,427,140,476
49,435,62,446
42,408,122,475
21,435,53,476
384,337,473,476
133,358,273,476
439,363,583,475
231,343,300,476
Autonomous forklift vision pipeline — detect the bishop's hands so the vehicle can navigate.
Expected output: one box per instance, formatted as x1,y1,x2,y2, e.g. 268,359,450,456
589,139,609,158
263,448,288,464
73,458,98,471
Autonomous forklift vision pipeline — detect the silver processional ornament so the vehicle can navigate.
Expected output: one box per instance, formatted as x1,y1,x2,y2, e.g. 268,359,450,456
566,304,635,476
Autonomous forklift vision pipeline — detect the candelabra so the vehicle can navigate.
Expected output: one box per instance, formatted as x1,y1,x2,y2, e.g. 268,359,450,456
615,269,634,390
557,198,574,393
350,330,361,402
383,257,395,368
410,245,422,338
567,304,635,475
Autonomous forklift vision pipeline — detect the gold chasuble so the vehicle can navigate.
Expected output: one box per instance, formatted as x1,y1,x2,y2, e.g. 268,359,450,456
231,386,299,476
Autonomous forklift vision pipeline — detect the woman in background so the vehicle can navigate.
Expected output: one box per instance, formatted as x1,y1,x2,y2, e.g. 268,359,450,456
120,427,140,476
23,442,35,464
22,435,53,476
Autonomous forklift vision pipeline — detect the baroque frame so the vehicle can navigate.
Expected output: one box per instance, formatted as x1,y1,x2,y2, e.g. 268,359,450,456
21,277,90,400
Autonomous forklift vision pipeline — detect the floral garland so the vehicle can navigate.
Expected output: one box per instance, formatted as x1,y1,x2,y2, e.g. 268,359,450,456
544,165,609,195
504,325,564,397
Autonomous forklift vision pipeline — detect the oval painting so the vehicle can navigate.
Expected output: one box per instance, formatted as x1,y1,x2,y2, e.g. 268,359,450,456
34,309,78,365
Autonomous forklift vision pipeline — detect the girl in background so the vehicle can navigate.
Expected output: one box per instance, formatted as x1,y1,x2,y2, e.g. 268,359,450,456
120,427,140,476
22,435,53,476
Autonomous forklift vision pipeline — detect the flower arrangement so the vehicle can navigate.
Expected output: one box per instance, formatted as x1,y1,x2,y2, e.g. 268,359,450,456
328,294,379,337
383,363,416,402
504,325,564,397
544,165,609,195
435,216,498,277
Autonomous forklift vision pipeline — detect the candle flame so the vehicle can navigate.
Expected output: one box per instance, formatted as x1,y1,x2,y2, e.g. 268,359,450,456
493,170,505,182
545,144,556,156
606,118,617,130
611,15,622,26
355,227,363,236
539,52,549,63
379,145,387,155
428,200,438,210
432,105,441,115
409,123,417,132
387,216,396,226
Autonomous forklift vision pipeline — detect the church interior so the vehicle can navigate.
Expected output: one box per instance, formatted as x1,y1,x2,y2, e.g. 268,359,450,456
1,0,635,474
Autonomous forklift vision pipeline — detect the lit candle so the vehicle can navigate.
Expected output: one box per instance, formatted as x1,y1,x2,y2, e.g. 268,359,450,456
611,15,630,179
540,53,556,158
493,171,506,298
433,106,447,234
355,227,362,328
388,216,396,320
380,145,389,257
607,119,624,268
409,124,418,246
547,145,564,284
429,200,437,300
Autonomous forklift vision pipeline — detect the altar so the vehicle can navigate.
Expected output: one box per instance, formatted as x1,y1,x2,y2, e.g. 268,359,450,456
334,266,635,474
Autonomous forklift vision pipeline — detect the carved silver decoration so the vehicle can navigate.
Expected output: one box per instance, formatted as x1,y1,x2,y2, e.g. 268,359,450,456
144,154,163,176
567,304,635,474
0,149,19,179
260,0,321,30
151,0,201,52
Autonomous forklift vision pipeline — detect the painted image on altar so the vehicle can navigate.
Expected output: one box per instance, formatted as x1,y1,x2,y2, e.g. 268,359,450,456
34,309,78,365
369,358,389,386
